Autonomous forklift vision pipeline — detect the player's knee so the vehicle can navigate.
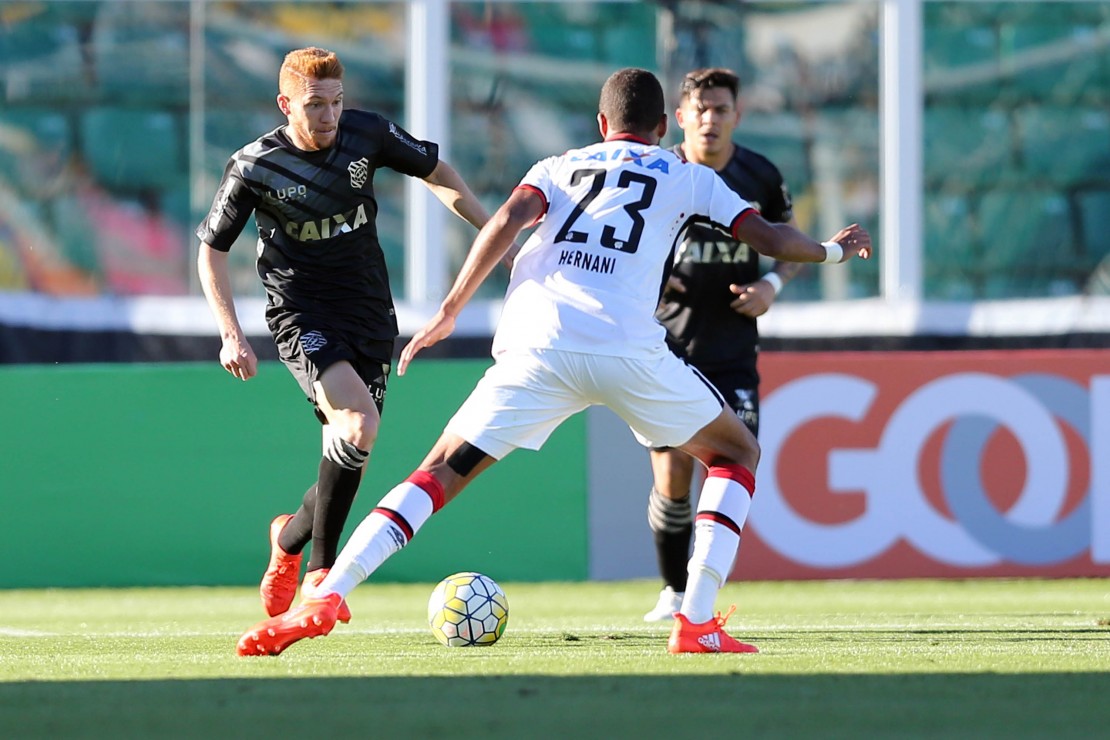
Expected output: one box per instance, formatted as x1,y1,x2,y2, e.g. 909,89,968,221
353,411,379,450
329,409,379,451
324,433,370,470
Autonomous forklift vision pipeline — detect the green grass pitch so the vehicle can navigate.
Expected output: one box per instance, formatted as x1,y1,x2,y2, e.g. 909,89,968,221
1,579,1108,739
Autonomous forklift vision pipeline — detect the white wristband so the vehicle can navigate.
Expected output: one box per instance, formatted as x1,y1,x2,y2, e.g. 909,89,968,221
822,241,843,264
762,271,784,295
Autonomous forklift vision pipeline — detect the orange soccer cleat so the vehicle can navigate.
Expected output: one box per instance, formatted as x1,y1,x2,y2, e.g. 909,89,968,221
301,568,352,624
667,606,759,654
237,593,342,656
259,514,303,617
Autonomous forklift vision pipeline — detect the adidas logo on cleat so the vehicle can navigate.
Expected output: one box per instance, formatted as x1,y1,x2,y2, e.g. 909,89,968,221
697,633,721,652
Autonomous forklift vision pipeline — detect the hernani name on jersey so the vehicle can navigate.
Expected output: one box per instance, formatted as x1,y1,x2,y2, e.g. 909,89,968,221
558,248,616,274
284,203,370,241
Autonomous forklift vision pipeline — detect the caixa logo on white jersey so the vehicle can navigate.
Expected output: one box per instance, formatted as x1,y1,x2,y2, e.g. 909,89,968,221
751,372,1110,568
284,203,369,241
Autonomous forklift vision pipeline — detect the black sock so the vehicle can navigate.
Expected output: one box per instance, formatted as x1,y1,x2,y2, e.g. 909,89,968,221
647,487,693,592
278,483,317,555
654,525,692,592
306,457,363,571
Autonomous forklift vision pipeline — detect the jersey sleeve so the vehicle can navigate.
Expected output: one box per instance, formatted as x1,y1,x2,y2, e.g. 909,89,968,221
763,165,795,223
376,117,440,179
513,157,554,221
195,157,259,252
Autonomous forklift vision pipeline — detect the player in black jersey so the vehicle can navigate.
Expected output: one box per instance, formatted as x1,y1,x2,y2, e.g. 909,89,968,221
644,68,801,621
196,47,490,623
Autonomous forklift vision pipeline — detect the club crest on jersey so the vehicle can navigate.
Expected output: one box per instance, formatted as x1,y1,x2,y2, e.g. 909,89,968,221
299,331,328,354
348,157,369,189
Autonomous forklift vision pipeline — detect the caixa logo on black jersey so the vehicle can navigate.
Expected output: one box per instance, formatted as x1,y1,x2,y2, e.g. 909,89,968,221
284,203,369,241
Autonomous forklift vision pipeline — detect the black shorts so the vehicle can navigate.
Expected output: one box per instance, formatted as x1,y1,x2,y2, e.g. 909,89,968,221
702,368,759,437
272,319,393,424
651,367,759,452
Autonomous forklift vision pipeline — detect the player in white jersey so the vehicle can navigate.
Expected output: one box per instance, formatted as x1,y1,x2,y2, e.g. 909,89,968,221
236,68,871,657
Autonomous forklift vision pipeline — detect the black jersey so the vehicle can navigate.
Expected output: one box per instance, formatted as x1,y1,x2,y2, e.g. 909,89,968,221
656,143,793,379
196,109,439,341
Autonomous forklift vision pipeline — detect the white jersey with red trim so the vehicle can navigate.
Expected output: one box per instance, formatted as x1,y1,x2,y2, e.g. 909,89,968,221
493,137,754,359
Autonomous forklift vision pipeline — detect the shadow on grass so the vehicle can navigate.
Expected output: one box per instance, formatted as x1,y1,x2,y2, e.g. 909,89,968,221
3,673,1109,739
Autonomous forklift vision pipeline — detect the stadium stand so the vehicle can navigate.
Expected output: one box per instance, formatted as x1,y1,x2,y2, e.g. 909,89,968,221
924,192,977,299
924,107,1015,190
977,189,1080,297
0,109,72,198
79,107,184,192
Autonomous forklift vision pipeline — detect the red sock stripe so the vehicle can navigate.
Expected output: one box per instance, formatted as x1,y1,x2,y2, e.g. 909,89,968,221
406,469,446,512
372,507,413,542
707,464,755,496
696,511,742,537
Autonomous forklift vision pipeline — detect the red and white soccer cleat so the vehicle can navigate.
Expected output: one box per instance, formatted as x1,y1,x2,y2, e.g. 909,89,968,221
237,593,342,656
667,605,759,654
301,568,352,624
259,514,302,617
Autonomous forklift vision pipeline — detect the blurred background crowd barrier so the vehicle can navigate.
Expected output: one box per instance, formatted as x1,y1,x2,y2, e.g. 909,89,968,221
1,0,1108,357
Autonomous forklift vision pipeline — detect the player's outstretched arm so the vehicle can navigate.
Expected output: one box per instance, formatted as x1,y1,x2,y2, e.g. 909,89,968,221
736,216,872,264
399,188,543,376
421,160,491,232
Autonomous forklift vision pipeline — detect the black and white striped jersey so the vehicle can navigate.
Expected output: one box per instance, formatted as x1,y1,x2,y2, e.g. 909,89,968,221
197,109,439,340
657,143,793,377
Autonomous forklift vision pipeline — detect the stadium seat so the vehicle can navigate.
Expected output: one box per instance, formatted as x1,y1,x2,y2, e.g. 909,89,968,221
90,2,189,104
160,185,194,232
923,26,1001,105
204,108,282,164
976,188,1079,297
79,108,184,192
817,108,880,179
49,194,101,277
999,22,1107,104
924,106,1014,189
739,112,812,196
1016,106,1110,186
1077,189,1110,269
0,8,89,103
0,109,72,197
924,193,978,299
925,25,999,71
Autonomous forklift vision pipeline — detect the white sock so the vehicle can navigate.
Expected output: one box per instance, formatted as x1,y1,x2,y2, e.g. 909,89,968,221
319,471,445,598
680,465,754,623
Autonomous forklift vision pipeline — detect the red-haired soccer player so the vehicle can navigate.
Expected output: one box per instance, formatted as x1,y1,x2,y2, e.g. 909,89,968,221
197,47,489,624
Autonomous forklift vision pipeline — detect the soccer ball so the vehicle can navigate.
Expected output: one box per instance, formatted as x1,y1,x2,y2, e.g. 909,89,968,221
427,572,509,647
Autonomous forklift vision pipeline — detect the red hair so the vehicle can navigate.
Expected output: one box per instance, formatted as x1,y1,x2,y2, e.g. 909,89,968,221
278,47,344,98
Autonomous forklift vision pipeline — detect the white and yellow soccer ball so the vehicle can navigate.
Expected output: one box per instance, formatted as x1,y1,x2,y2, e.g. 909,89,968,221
427,572,509,647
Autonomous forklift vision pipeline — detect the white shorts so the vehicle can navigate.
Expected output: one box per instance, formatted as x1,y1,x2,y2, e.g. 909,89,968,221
444,348,725,460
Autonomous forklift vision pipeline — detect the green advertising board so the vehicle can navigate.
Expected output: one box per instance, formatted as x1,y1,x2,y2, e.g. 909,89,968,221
2,361,588,588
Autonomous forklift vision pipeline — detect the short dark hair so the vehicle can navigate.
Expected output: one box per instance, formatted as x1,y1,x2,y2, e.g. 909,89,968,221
679,67,740,102
598,68,665,135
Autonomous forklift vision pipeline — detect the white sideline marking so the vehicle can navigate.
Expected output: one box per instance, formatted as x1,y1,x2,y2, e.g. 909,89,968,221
0,627,53,637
